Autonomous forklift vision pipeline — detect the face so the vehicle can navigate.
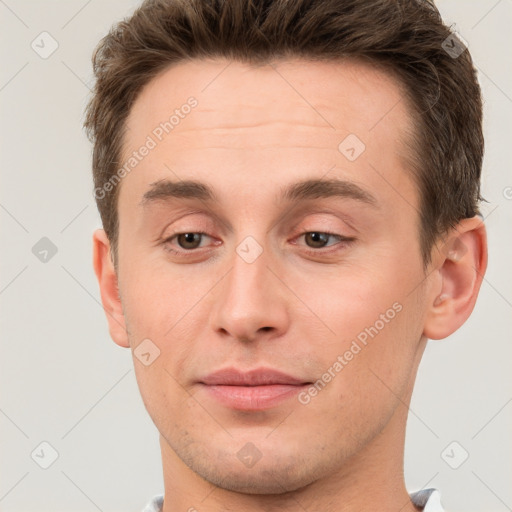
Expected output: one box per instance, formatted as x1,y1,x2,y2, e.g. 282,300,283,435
114,58,435,493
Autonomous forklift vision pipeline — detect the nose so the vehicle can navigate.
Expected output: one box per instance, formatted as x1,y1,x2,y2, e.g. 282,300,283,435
209,239,290,344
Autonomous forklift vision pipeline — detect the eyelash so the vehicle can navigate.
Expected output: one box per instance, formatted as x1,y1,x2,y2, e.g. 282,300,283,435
162,230,355,257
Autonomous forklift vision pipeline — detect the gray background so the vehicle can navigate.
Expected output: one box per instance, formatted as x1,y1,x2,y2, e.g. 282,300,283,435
0,1,511,511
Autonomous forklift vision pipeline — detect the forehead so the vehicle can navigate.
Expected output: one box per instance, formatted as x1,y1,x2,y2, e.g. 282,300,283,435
125,57,411,144
119,57,417,214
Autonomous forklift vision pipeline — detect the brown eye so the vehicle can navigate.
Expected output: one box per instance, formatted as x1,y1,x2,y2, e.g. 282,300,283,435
295,231,355,256
162,231,219,258
176,233,203,249
304,232,331,248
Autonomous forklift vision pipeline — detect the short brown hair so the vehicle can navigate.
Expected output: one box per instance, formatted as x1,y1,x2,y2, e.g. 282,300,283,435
84,0,483,267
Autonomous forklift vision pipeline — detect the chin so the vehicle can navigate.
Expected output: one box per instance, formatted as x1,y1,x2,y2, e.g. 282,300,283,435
175,439,322,495
198,463,316,495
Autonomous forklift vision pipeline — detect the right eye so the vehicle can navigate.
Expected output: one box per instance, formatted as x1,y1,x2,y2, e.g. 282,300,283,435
162,232,218,256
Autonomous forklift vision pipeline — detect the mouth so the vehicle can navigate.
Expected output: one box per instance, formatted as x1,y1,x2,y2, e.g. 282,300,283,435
198,367,312,411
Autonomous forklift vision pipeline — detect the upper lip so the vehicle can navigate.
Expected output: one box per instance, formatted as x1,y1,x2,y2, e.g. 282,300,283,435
200,367,308,386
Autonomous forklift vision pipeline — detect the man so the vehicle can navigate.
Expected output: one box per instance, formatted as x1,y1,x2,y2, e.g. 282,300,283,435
85,0,487,510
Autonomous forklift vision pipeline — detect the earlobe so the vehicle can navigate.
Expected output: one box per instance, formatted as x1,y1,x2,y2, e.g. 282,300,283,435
423,217,487,340
92,229,130,348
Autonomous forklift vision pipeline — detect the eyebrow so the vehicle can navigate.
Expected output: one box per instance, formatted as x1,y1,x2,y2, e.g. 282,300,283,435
140,177,378,208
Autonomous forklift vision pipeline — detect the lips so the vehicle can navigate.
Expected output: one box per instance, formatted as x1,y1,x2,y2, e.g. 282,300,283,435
200,367,307,386
198,367,311,411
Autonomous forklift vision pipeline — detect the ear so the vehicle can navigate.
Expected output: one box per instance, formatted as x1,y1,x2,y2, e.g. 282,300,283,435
423,216,488,340
92,229,130,348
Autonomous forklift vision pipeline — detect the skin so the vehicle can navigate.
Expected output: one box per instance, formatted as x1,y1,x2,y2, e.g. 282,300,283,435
93,58,487,512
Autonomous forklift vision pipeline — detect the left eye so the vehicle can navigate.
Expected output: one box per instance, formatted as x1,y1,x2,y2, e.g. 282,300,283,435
297,231,351,249
301,231,344,249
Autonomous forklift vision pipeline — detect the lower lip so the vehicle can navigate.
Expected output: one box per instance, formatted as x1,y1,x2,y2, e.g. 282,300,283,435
200,384,308,411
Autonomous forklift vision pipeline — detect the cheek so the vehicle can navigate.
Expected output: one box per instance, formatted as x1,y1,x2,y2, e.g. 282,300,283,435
132,361,189,435
299,300,423,445
293,267,405,340
119,255,201,339
296,262,426,403
352,296,425,398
